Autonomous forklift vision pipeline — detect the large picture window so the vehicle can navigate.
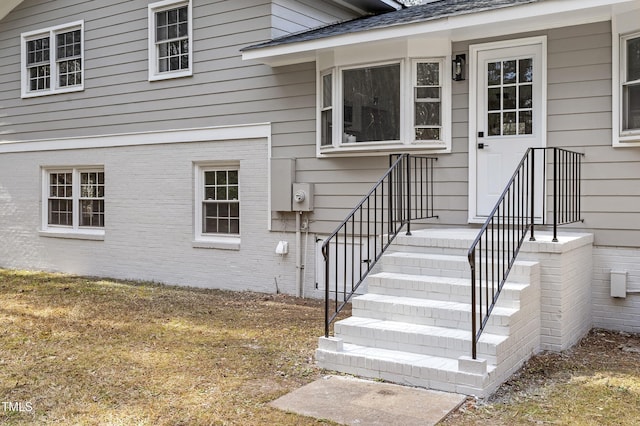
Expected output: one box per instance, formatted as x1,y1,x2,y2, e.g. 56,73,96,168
148,0,192,81
21,22,84,98
342,63,401,143
43,168,104,236
319,58,449,154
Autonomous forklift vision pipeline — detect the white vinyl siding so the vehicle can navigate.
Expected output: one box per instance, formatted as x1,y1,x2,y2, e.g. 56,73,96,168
148,0,192,81
20,21,84,98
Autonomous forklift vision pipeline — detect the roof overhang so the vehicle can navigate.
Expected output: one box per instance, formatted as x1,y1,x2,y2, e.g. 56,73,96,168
0,0,23,21
243,0,639,67
332,0,404,14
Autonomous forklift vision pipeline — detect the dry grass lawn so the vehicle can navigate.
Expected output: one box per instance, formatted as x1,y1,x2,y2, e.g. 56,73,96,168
0,269,339,425
2,269,640,425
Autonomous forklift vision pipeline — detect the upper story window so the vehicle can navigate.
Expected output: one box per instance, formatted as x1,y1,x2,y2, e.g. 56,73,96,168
148,0,193,81
319,58,450,155
21,21,84,98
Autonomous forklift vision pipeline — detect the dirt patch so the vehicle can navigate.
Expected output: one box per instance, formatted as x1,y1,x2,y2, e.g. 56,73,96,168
441,329,640,425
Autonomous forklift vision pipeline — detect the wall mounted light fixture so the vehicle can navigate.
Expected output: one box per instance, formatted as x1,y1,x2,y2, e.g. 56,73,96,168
452,54,466,81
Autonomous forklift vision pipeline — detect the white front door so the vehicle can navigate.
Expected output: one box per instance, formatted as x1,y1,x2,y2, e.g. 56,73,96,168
470,38,546,220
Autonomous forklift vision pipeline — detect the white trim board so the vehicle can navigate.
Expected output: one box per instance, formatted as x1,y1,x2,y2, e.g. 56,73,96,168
243,0,633,66
0,123,272,153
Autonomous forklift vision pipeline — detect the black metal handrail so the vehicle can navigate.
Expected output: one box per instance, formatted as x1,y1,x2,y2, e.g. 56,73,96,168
323,154,438,337
467,147,584,359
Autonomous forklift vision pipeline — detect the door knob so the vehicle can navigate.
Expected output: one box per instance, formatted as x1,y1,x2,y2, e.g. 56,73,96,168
478,143,489,149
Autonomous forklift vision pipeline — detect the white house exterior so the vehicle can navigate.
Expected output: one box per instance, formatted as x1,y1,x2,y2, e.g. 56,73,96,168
1,0,640,396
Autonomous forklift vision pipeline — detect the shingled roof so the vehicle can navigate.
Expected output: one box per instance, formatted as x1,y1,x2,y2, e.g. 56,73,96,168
243,0,541,52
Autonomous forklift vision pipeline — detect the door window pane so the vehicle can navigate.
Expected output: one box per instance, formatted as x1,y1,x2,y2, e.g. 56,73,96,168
519,58,533,82
487,62,501,86
503,86,516,110
503,60,517,84
488,88,501,111
519,85,533,108
486,58,534,136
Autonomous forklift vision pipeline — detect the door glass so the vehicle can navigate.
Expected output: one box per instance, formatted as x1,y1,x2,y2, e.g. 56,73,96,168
486,58,534,136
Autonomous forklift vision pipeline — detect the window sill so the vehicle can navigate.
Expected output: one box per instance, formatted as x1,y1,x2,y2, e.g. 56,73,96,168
614,133,640,147
39,229,104,241
318,141,448,157
149,70,193,82
192,237,240,251
22,86,84,99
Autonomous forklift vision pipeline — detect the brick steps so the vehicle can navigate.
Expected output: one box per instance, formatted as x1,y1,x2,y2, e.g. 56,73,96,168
316,228,542,398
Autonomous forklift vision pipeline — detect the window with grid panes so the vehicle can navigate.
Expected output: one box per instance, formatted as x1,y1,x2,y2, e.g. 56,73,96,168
22,22,83,97
45,169,104,231
149,1,192,80
202,170,239,235
623,34,640,133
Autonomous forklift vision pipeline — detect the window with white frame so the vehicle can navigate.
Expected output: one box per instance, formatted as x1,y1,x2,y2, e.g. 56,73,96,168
195,165,240,248
148,0,192,81
21,22,84,98
43,168,104,234
622,33,640,135
319,58,449,153
342,62,401,143
413,60,443,142
321,72,333,146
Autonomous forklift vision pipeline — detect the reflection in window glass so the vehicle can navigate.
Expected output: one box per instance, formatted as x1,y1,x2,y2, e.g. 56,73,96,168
624,37,640,131
486,58,534,136
321,73,333,146
414,61,442,142
203,170,239,235
343,64,400,142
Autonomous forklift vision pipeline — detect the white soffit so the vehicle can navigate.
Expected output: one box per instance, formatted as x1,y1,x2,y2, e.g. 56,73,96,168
0,0,23,21
243,0,637,66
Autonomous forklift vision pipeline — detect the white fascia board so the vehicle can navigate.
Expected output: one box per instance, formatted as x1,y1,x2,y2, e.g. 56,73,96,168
243,0,636,66
0,123,272,153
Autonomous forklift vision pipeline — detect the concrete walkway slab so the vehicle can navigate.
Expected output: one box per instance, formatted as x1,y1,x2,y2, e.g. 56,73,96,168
270,375,466,425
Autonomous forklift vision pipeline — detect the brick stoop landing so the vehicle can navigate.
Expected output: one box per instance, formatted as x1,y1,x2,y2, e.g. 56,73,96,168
316,228,594,398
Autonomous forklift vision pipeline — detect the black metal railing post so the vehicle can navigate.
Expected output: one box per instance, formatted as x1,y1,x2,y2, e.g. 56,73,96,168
406,156,412,236
553,147,559,242
529,148,536,241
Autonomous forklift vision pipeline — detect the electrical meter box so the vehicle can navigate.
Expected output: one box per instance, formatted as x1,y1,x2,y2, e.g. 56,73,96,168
292,183,314,212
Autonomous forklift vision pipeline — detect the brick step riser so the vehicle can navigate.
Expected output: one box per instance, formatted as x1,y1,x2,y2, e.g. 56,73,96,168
315,349,488,396
366,276,525,308
333,324,506,364
380,258,534,284
351,304,521,336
